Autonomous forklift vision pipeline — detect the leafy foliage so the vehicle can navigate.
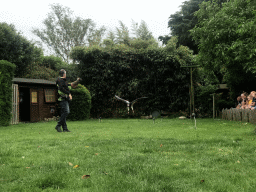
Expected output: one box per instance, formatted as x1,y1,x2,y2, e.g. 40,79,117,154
167,0,227,54
71,37,193,118
191,0,256,100
68,84,91,120
32,4,105,63
40,55,68,71
0,60,16,126
106,20,157,49
115,21,130,45
131,20,153,40
21,62,58,82
0,22,40,77
129,38,158,50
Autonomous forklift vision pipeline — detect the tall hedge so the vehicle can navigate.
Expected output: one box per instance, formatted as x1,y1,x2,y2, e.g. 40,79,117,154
67,84,91,121
70,38,193,118
0,60,16,126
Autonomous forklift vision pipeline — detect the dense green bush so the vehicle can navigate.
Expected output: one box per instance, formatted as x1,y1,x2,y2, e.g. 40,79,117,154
0,22,41,77
67,84,91,121
40,55,68,71
71,37,193,118
22,62,58,81
0,60,16,126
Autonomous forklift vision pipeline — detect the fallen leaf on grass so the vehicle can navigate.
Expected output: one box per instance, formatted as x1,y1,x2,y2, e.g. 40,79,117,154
73,165,79,169
85,146,89,148
68,162,73,166
95,153,99,155
160,144,163,147
200,180,204,183
26,167,30,169
174,164,178,166
82,175,90,179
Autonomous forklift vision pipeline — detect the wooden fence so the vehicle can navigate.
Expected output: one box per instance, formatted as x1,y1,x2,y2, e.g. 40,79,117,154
222,108,256,124
11,84,19,124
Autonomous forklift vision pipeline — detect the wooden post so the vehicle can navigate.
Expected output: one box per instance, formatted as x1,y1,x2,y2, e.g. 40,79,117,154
181,65,200,118
191,67,195,115
191,68,193,117
213,93,215,119
11,84,19,124
189,82,192,118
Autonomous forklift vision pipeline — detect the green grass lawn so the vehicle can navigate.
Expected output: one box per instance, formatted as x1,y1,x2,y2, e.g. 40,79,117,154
1,118,256,192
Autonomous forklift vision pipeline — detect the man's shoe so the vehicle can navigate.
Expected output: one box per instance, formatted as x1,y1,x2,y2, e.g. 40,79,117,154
55,126,62,132
63,129,71,132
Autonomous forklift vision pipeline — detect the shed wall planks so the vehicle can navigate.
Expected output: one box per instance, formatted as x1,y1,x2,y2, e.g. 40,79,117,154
11,84,19,124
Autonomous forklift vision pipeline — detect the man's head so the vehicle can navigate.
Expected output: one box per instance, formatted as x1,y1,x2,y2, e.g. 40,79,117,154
59,69,66,78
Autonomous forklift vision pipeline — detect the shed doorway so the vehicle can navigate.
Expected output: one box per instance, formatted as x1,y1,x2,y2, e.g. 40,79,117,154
19,87,30,122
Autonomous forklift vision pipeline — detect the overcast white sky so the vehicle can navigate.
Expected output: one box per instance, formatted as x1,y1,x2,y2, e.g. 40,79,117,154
1,0,186,55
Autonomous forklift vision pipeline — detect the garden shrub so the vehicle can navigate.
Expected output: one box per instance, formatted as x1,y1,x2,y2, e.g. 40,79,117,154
67,84,91,121
0,60,16,126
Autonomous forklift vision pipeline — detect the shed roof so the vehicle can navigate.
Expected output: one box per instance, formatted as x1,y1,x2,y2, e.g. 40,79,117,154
13,78,56,85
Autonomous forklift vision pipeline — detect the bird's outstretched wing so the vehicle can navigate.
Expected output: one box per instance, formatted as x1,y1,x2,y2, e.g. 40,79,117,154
131,97,148,105
131,97,148,110
115,95,130,104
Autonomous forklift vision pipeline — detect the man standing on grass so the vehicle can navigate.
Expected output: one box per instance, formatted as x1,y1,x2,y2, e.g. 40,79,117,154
55,69,80,132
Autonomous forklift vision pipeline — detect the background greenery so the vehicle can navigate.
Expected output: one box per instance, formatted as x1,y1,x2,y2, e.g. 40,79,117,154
70,37,192,118
68,84,92,121
1,0,255,121
0,60,16,126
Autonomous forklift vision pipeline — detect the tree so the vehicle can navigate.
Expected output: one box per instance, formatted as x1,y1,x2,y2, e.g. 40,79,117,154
87,26,106,47
103,20,157,49
106,30,115,42
167,0,227,54
115,21,131,45
158,35,171,46
0,22,40,77
32,4,104,63
190,0,256,100
131,20,153,40
40,55,68,71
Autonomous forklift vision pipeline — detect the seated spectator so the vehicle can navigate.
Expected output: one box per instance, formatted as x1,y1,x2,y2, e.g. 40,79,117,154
249,91,256,110
245,94,253,109
241,92,248,109
236,96,242,109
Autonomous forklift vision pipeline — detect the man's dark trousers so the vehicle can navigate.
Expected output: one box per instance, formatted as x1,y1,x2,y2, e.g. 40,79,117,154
56,100,70,131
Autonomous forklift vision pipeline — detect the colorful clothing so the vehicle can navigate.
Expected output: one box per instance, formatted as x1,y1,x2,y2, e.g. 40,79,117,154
56,77,71,101
55,77,71,131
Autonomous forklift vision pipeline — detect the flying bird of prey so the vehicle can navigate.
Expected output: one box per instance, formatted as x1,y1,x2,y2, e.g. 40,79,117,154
115,95,148,115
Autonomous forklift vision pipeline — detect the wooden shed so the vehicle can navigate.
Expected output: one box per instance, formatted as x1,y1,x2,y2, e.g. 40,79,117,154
11,78,58,124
